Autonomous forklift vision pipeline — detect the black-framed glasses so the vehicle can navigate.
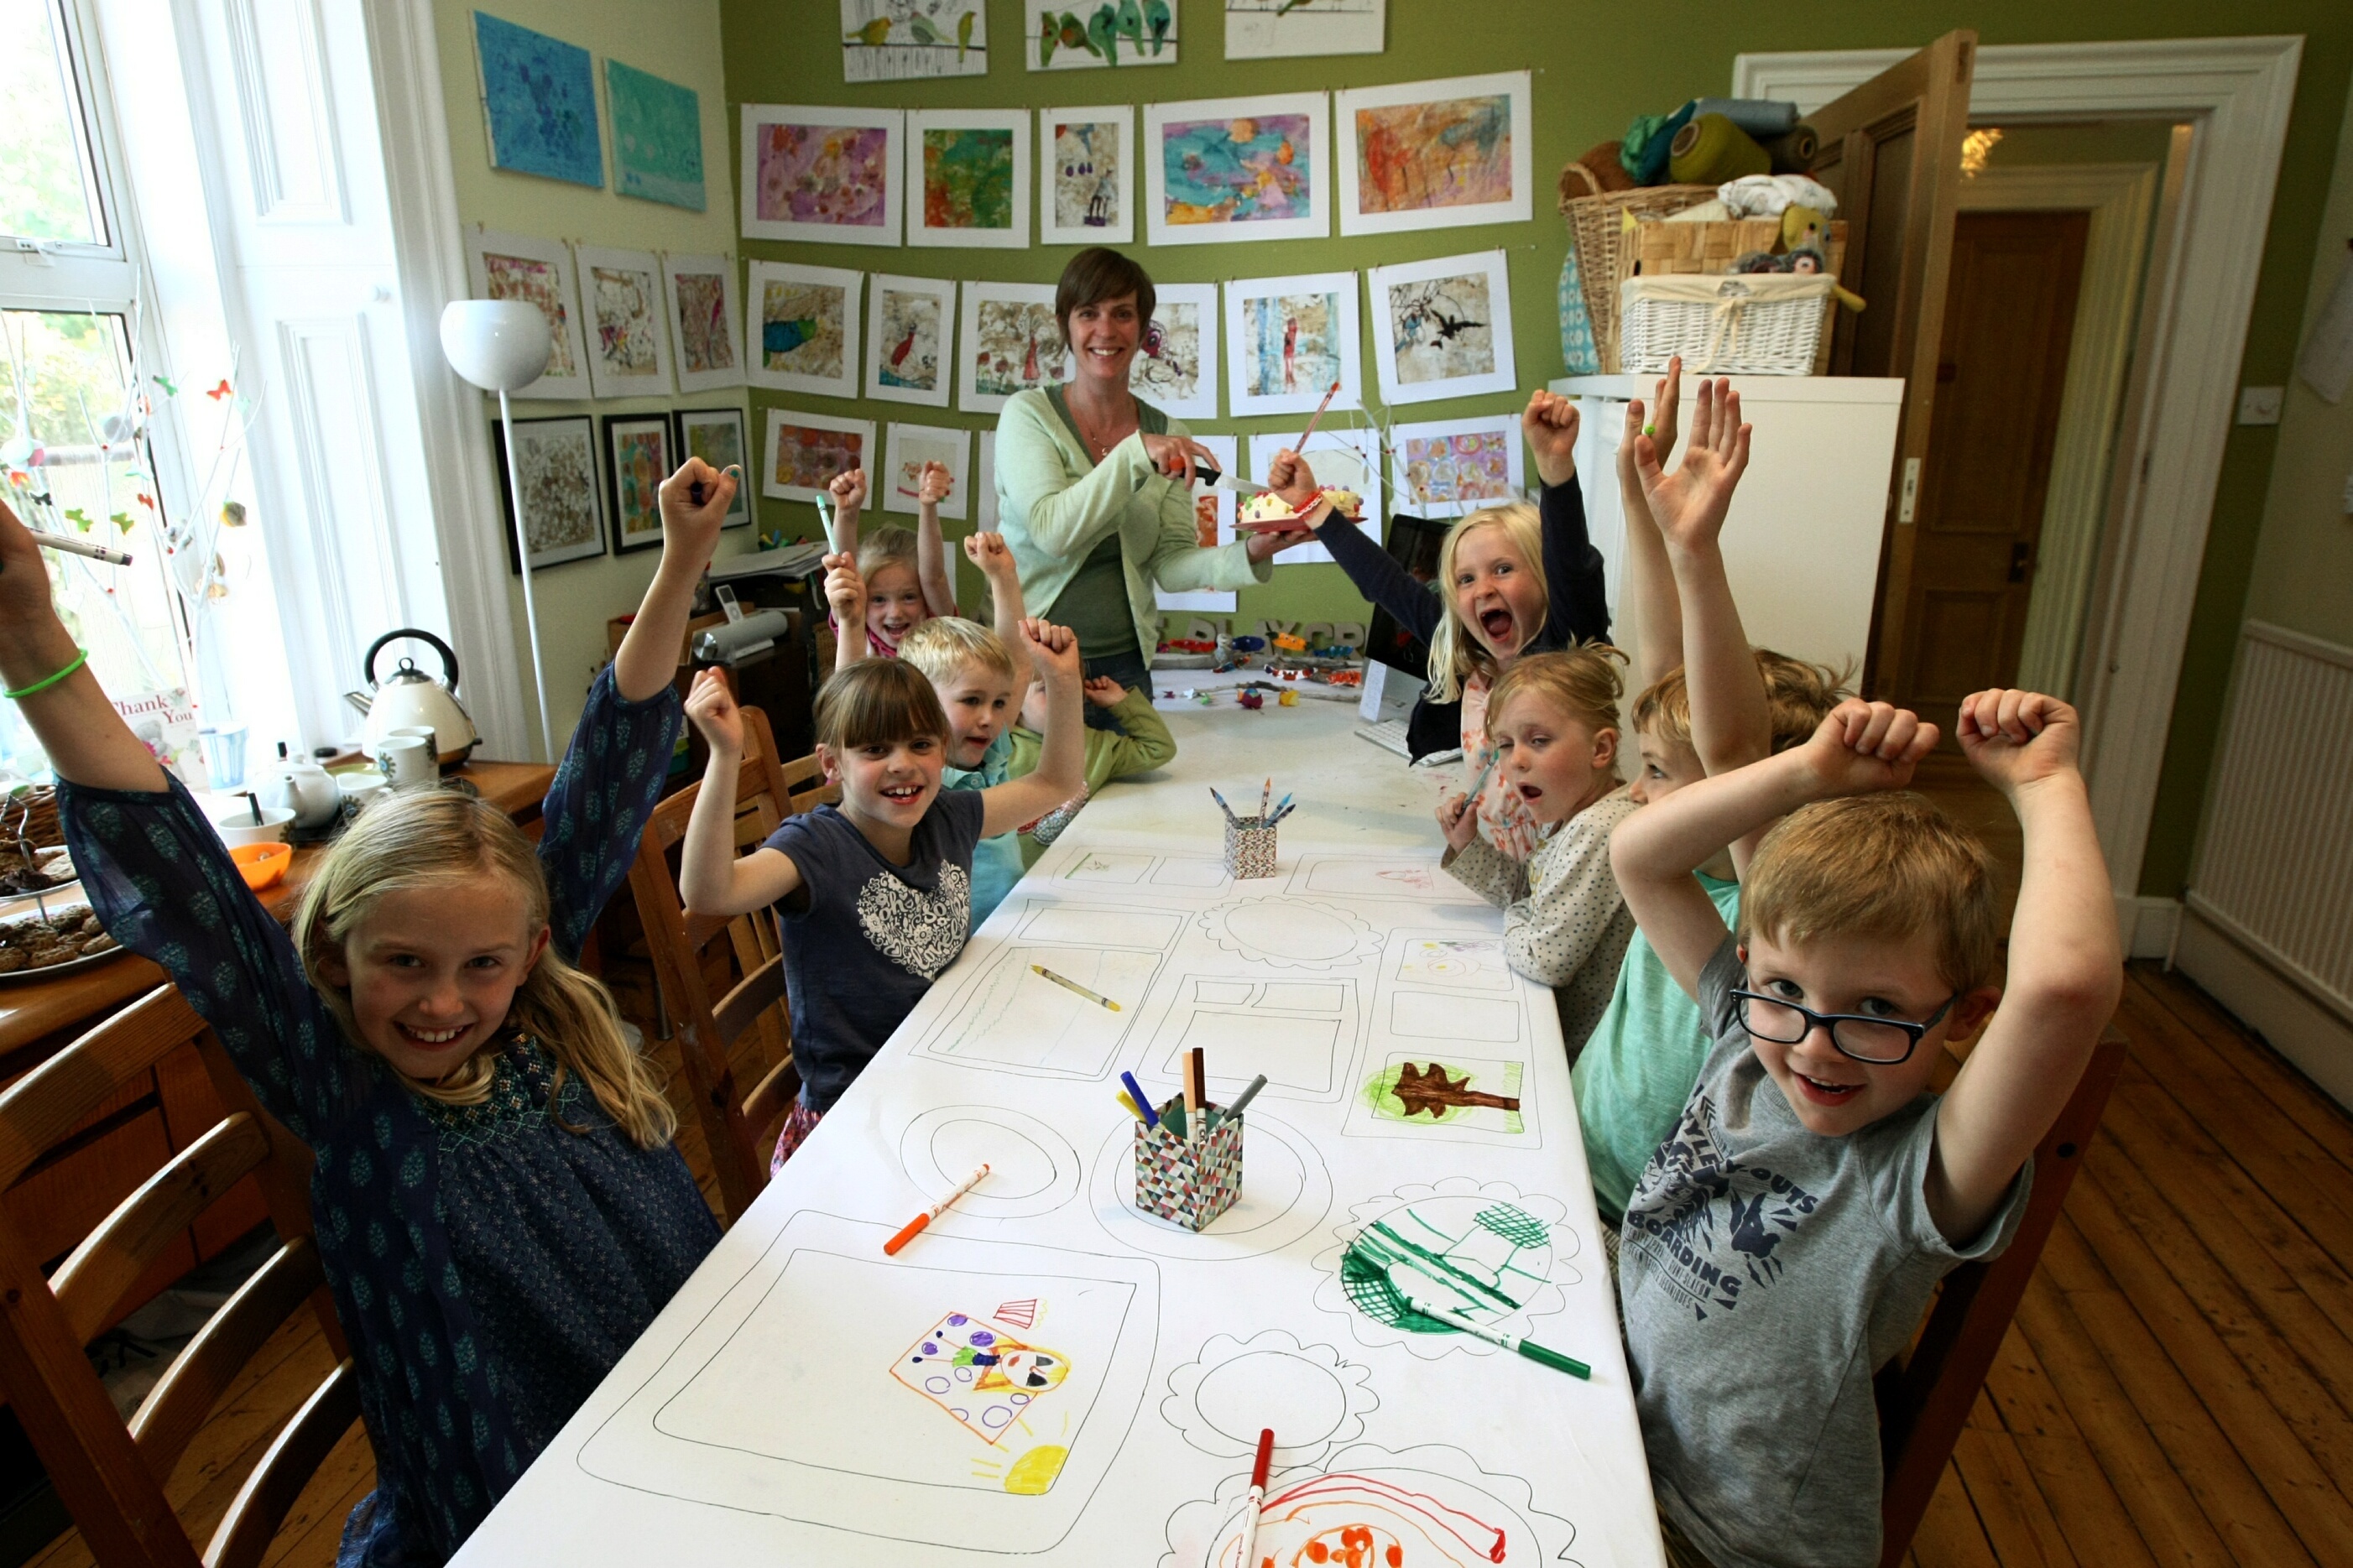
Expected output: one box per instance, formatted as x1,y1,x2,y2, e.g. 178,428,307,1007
1730,987,1960,1065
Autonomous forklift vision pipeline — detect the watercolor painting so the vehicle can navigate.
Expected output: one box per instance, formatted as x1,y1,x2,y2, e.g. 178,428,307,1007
495,417,604,572
604,414,670,554
1224,0,1383,58
662,253,742,395
1145,94,1328,247
1392,417,1523,517
481,253,577,380
1224,272,1361,418
910,112,1029,248
745,261,860,399
740,105,902,245
764,409,875,503
1041,109,1130,244
473,13,603,188
884,422,973,521
867,273,955,407
1338,73,1533,236
467,228,589,397
675,407,753,528
1024,0,1176,70
1128,282,1216,421
604,60,703,210
575,246,671,398
1370,249,1517,404
841,0,987,81
959,282,1067,414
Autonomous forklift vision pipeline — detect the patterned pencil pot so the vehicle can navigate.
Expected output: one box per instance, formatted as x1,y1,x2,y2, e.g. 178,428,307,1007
1133,1112,1243,1232
1224,816,1277,879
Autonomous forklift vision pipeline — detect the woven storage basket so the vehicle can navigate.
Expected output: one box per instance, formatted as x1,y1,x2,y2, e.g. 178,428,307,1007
1616,217,1849,374
1556,167,1717,373
1618,273,1838,377
4,785,60,848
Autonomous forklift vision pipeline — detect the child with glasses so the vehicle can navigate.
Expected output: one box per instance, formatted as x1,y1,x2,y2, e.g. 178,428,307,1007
1609,689,2121,1568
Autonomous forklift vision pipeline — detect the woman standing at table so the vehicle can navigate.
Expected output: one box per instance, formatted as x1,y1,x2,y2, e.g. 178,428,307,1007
994,247,1312,727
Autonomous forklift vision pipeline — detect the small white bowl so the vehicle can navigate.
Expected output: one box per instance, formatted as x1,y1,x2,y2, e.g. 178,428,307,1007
337,771,390,804
213,806,296,848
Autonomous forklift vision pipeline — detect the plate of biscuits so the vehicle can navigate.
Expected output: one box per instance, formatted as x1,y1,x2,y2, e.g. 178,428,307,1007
0,906,125,984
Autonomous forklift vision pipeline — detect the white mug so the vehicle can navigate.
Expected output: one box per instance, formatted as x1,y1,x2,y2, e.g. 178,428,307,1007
385,725,441,763
337,771,390,815
378,735,436,792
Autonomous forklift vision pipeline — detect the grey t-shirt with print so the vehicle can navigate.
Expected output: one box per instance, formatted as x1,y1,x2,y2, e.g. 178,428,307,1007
1618,937,2032,1568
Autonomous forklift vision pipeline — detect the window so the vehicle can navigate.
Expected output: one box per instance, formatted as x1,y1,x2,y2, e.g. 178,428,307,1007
1,0,110,250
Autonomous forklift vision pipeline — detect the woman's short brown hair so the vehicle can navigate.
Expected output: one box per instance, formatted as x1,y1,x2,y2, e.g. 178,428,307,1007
1056,247,1155,343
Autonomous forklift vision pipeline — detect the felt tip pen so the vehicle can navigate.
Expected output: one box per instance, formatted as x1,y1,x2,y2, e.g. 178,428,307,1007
28,529,132,566
1119,1071,1160,1130
884,1163,989,1256
1401,1290,1590,1379
1239,1427,1276,1567
1225,1074,1270,1119
1030,963,1120,1011
1116,1090,1146,1123
1208,786,1240,826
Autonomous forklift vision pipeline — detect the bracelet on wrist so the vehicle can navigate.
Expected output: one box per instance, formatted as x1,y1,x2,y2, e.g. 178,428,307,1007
4,647,87,701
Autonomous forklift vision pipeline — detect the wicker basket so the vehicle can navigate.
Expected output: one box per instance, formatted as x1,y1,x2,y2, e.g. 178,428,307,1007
1614,216,1850,375
1556,169,1718,374
1618,273,1838,377
4,785,60,849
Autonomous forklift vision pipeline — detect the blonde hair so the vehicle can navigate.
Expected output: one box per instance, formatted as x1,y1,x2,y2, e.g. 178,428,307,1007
897,616,1019,686
1425,503,1547,704
1741,793,1999,993
856,524,921,586
292,790,677,1149
1633,649,1850,756
815,658,951,752
1485,645,1627,740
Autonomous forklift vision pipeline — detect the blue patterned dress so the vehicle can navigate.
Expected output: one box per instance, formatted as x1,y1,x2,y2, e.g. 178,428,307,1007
61,670,722,1565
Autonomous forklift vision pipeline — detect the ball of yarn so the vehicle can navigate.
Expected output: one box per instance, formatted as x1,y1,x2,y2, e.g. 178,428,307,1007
1669,113,1771,186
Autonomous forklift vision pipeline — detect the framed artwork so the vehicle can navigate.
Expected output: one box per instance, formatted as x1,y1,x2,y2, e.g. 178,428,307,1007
661,253,743,394
675,407,754,529
606,60,704,210
840,0,988,81
865,273,956,408
603,414,672,555
465,228,590,399
1225,0,1384,58
1025,1,1176,70
764,409,876,503
1130,281,1218,423
958,281,1067,415
1039,107,1132,244
473,13,602,188
739,104,903,246
1223,272,1362,419
1338,72,1532,237
745,261,861,399
492,416,606,573
1156,431,1239,613
883,423,974,522
573,245,673,399
974,430,998,532
1367,249,1517,405
1248,428,1380,565
907,110,1029,249
1390,415,1524,517
1145,93,1328,247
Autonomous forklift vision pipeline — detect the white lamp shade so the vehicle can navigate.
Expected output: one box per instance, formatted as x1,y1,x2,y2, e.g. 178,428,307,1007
439,300,551,393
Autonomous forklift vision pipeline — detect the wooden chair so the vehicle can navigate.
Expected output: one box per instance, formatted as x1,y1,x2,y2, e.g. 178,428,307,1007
1875,1026,2129,1565
0,985,360,1568
627,702,813,1227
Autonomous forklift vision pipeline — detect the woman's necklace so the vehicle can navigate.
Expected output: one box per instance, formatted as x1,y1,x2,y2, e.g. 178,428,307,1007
1067,390,1136,461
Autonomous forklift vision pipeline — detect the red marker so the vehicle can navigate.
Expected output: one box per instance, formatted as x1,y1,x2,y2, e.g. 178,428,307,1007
884,1163,989,1255
1239,1427,1275,1567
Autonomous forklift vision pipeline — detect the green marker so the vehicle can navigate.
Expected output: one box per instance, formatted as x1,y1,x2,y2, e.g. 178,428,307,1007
1400,1289,1590,1380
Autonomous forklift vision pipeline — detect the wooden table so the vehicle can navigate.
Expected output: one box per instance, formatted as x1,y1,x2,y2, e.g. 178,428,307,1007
451,702,1666,1567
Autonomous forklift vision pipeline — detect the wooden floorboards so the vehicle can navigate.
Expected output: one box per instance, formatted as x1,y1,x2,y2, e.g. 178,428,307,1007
29,964,2353,1567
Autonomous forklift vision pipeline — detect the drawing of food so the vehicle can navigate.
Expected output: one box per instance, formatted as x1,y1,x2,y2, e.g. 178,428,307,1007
1171,1442,1573,1566
1250,1472,1508,1566
893,1307,1072,1447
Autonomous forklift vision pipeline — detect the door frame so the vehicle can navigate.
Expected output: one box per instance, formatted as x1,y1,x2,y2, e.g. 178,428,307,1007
1735,36,2302,934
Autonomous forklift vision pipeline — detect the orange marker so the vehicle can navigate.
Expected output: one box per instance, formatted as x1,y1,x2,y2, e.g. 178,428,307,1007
884,1163,989,1255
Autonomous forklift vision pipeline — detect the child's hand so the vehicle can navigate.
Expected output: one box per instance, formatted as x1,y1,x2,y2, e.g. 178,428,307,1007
1020,617,1083,685
1958,689,2081,796
1634,376,1749,555
1522,390,1581,487
684,669,744,753
657,457,737,571
1797,699,1938,797
1437,791,1480,852
1265,448,1318,509
1083,675,1127,708
963,530,1017,581
1617,357,1684,491
827,469,867,513
822,552,865,623
916,461,953,508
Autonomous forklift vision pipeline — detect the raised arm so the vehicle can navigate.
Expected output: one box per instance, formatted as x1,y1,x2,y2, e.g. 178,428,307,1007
980,620,1085,837
613,457,733,701
1618,359,1686,690
965,532,1028,651
677,670,804,917
1523,392,1610,647
914,462,959,618
824,552,869,675
824,469,866,556
0,498,165,793
1927,692,2121,1245
1271,451,1443,648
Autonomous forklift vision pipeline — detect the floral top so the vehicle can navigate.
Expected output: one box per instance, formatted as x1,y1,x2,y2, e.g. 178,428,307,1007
62,669,720,1566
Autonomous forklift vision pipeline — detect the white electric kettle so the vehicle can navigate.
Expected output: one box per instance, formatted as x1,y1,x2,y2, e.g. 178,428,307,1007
346,628,481,765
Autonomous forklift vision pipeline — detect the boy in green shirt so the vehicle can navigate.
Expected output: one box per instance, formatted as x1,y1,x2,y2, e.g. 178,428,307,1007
1007,674,1176,865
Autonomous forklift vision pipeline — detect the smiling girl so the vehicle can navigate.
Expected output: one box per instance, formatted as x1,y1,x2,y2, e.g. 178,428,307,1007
7,465,738,1564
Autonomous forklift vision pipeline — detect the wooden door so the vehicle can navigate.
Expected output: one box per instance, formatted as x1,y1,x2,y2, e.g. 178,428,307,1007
1889,211,2090,742
1803,30,1977,693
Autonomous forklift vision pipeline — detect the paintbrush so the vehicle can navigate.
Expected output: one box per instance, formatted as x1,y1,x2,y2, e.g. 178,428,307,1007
1293,379,1342,456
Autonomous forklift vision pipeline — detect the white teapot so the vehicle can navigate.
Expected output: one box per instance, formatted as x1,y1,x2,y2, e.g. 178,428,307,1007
258,743,342,831
345,628,480,764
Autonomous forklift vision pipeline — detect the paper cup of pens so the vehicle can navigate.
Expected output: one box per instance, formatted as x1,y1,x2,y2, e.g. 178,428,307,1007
1125,1055,1264,1233
1213,783,1291,879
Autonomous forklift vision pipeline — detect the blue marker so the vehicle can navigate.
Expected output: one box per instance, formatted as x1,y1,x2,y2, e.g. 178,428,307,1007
1120,1071,1160,1129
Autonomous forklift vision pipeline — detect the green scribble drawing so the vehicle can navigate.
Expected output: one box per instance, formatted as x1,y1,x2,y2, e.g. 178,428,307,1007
922,128,1015,232
1340,1196,1552,1331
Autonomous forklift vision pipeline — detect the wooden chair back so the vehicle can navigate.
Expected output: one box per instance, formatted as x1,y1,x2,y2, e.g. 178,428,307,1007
627,702,814,1226
0,985,360,1568
1876,1027,2128,1565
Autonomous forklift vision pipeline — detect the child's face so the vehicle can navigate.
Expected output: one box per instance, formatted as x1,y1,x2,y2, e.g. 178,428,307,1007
1628,727,1705,806
318,878,548,1082
1450,526,1546,662
864,562,927,648
933,659,1018,768
822,733,945,829
1738,927,1996,1138
1491,693,1617,825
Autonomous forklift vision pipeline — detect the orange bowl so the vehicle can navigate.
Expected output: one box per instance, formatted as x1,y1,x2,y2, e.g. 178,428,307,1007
230,841,292,891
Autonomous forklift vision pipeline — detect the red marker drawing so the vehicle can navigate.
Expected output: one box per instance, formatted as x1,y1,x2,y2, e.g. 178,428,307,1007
884,1163,989,1256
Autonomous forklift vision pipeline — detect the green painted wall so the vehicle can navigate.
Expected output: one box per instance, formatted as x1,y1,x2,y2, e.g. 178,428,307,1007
701,1,2353,893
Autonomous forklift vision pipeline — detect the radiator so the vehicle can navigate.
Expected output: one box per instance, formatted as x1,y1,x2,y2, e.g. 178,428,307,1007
2185,621,2353,1024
